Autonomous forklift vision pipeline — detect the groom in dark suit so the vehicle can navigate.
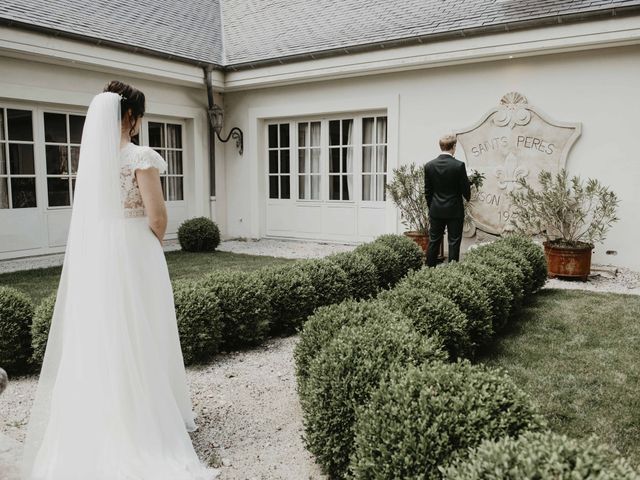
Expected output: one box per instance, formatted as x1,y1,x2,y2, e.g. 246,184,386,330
424,134,471,267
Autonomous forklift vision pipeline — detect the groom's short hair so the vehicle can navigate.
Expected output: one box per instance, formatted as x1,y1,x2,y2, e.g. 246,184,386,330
439,134,457,152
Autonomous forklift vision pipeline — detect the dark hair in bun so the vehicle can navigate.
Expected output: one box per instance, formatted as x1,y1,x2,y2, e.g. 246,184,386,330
103,80,145,136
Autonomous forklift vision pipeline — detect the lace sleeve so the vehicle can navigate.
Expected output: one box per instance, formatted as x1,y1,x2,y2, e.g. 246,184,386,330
130,146,168,174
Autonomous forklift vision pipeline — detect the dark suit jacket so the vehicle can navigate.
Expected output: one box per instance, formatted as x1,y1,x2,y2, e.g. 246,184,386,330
424,154,471,219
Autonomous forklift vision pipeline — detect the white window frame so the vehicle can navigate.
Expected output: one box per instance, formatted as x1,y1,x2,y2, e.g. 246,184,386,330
142,118,187,203
0,106,38,210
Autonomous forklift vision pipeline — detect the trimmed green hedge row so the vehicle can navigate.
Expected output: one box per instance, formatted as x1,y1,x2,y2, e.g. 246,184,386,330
1,234,423,374
296,234,638,479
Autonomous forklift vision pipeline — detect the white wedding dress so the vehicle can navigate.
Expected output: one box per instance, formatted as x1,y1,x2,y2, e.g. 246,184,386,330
21,93,219,480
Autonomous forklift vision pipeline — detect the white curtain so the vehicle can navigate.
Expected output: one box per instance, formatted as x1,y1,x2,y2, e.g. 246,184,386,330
376,117,387,201
310,122,321,199
346,120,353,200
362,119,374,201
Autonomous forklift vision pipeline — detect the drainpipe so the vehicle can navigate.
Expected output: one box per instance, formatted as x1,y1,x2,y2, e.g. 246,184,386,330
204,67,217,198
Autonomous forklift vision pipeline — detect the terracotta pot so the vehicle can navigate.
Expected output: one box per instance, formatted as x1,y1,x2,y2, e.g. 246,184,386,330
403,231,429,252
543,241,593,281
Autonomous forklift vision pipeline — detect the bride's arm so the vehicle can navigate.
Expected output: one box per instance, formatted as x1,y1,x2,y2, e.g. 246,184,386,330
136,168,168,243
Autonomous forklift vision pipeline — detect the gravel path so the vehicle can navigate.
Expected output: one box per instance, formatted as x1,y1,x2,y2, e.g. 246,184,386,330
0,335,325,480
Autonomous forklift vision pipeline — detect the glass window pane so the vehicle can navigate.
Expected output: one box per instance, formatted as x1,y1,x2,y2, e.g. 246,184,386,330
311,149,320,173
70,146,80,174
377,117,388,144
377,174,387,201
279,124,289,148
11,177,36,208
310,122,321,147
342,147,353,173
269,150,278,174
298,123,307,147
280,150,290,174
268,124,278,149
342,119,353,145
71,177,76,200
148,122,164,148
0,177,8,208
342,175,351,201
269,175,279,199
69,115,85,144
44,113,67,143
362,174,373,201
329,120,340,146
363,117,374,144
363,146,373,173
329,148,340,173
298,176,306,200
168,176,184,201
47,177,70,207
166,124,182,149
7,109,33,141
160,176,167,200
166,150,183,175
280,175,290,199
0,146,6,175
376,146,387,172
329,175,340,200
0,109,5,141
9,144,35,175
46,145,68,175
298,149,306,174
311,175,320,200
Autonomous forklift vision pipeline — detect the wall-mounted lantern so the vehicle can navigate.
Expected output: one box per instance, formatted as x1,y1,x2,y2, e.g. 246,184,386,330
208,104,243,155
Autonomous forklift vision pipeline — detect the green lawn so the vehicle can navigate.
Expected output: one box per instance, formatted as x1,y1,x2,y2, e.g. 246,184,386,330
480,289,640,466
0,250,293,305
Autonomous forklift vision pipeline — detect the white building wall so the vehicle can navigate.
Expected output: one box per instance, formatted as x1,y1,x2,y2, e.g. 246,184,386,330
221,44,640,269
0,53,212,259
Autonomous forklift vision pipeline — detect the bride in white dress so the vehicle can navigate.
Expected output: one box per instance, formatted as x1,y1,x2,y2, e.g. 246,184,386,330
21,82,220,480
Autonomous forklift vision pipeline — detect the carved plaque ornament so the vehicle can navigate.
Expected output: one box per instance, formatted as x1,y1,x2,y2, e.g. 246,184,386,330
455,92,581,236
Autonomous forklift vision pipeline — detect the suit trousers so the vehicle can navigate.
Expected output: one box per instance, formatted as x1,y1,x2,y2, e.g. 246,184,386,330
426,216,464,267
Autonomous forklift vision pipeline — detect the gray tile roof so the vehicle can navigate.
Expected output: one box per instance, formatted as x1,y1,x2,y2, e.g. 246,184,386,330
0,0,224,65
1,0,640,68
221,0,640,66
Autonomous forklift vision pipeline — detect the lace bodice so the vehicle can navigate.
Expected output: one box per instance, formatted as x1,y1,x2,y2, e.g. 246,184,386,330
120,143,167,218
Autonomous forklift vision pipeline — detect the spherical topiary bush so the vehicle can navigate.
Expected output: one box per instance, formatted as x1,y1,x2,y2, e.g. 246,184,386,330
294,299,408,396
31,293,56,366
484,242,535,298
402,267,493,353
353,242,403,289
0,286,34,375
301,317,446,479
297,259,350,310
200,270,271,349
373,234,424,277
173,280,224,365
443,432,640,480
449,262,513,333
464,248,525,313
258,263,318,334
497,234,548,293
325,252,378,300
378,286,471,359
177,216,221,252
350,361,545,480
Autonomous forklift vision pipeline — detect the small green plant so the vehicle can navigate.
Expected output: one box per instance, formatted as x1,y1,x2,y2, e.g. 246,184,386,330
31,293,56,366
0,286,34,375
325,252,378,300
177,216,221,252
353,242,403,289
386,163,429,235
373,234,424,274
200,270,270,348
173,280,224,365
509,169,619,248
443,431,640,479
351,361,545,480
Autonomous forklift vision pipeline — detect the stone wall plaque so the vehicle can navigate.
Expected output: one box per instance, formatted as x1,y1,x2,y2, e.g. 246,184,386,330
455,92,581,236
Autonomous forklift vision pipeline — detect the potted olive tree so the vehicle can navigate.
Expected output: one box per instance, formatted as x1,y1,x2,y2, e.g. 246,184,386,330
387,163,430,251
509,169,619,281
